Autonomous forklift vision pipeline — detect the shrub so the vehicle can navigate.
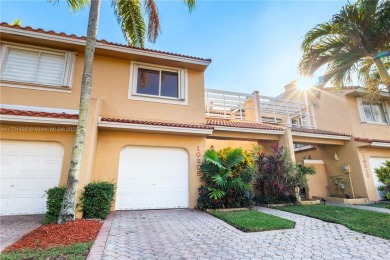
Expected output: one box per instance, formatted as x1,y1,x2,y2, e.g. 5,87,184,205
253,143,297,204
44,186,66,223
375,160,390,208
80,181,116,219
197,147,255,209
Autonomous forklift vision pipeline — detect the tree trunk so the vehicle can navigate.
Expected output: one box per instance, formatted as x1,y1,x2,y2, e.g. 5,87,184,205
58,0,101,224
373,58,390,92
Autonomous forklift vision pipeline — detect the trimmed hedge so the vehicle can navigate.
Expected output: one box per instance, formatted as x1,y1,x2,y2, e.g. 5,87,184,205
80,181,116,220
44,186,66,223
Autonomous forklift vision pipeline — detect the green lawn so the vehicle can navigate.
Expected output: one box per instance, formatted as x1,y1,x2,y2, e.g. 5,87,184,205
360,202,390,209
0,242,93,260
276,205,390,239
209,210,295,232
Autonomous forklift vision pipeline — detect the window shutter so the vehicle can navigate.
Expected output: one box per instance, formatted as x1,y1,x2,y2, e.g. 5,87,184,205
63,52,76,87
35,52,66,85
356,97,367,123
1,48,39,83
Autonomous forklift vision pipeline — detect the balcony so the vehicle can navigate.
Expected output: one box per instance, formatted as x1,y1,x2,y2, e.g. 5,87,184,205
205,88,317,129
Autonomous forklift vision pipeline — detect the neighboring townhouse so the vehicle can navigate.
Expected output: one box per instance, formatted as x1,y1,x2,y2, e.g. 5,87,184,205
0,23,388,216
280,82,390,202
0,23,212,215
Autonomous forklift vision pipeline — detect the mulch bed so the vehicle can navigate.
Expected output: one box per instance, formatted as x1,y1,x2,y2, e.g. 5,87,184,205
5,219,103,251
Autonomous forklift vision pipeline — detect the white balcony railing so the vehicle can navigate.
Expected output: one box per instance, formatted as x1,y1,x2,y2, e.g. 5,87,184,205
205,89,317,129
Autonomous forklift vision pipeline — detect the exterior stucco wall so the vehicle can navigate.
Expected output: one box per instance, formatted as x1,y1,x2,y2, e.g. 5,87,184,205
205,139,258,152
92,130,206,210
1,52,206,124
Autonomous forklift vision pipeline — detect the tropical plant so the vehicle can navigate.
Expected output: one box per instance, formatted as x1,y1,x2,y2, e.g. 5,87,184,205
330,175,347,197
299,0,390,92
295,164,317,199
53,0,196,224
197,147,255,209
254,143,297,204
11,18,21,26
375,160,390,207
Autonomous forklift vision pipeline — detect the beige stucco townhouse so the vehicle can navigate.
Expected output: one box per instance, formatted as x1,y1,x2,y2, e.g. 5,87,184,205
0,23,388,216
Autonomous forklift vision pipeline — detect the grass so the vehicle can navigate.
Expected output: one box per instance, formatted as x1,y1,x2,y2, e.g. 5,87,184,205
209,210,295,232
276,205,390,240
0,242,93,260
360,202,390,209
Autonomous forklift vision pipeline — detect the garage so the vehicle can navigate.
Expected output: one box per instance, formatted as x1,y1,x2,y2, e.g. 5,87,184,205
369,157,389,200
0,140,64,215
116,146,189,210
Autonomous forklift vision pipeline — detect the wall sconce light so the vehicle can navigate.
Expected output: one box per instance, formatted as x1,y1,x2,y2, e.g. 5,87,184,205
334,152,339,161
210,145,214,150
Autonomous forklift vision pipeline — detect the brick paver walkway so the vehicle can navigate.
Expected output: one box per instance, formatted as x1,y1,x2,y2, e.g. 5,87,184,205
0,214,44,252
100,208,390,260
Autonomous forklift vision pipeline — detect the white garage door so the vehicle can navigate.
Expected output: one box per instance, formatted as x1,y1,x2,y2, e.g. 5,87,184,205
0,140,64,215
369,157,389,200
116,146,189,210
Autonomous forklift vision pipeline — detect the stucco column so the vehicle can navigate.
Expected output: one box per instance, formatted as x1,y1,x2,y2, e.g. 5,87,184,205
76,98,102,218
279,128,296,162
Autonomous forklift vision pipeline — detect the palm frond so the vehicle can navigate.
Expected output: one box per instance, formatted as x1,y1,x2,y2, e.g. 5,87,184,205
49,0,90,11
207,188,225,200
112,0,146,48
223,148,244,169
144,0,160,43
204,150,225,170
212,173,229,188
183,0,196,12
10,18,21,26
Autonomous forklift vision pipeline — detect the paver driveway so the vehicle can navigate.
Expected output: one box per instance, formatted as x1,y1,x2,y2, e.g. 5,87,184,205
0,214,44,252
101,208,390,260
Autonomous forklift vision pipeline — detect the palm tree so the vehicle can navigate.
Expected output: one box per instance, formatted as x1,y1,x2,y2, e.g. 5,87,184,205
55,0,196,224
299,0,390,92
201,148,249,200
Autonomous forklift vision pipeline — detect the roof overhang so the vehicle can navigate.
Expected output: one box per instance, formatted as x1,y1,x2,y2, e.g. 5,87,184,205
292,131,351,140
0,114,78,125
98,120,213,136
345,88,390,99
211,126,285,135
0,26,211,71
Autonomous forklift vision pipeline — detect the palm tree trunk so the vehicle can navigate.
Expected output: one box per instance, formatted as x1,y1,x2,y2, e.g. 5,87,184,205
58,0,101,224
373,58,390,92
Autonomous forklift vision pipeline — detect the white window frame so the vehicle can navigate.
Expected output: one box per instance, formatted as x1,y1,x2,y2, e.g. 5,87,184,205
357,97,390,125
0,42,76,92
128,61,188,105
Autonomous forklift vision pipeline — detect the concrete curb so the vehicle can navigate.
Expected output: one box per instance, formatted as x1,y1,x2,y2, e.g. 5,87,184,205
86,212,115,260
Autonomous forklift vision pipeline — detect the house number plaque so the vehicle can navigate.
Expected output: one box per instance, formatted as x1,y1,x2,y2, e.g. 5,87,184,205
196,146,202,176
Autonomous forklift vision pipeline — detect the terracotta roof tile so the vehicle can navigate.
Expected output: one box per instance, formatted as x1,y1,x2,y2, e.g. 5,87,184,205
206,119,283,131
0,23,211,62
101,117,213,129
354,137,390,144
0,108,79,119
291,127,351,137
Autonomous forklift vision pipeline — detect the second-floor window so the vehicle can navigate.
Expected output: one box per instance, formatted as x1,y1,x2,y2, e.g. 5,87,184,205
129,62,188,105
0,44,76,89
358,98,389,124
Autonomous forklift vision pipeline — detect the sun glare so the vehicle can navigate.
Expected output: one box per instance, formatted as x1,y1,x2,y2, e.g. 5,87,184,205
297,77,315,90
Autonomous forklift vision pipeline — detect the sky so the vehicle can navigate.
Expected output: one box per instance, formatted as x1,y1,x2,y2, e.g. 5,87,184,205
1,0,351,97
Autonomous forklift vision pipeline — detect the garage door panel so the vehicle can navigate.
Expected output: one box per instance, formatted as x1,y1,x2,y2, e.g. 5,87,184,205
116,146,189,210
0,140,64,215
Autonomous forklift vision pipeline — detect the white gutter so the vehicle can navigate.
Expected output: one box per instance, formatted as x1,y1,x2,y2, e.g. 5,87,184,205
212,126,284,135
0,114,78,125
98,120,213,135
292,131,351,140
370,142,390,148
0,26,211,66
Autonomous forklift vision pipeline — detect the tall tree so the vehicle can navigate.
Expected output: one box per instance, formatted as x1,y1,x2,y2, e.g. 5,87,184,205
54,0,195,224
299,0,390,92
